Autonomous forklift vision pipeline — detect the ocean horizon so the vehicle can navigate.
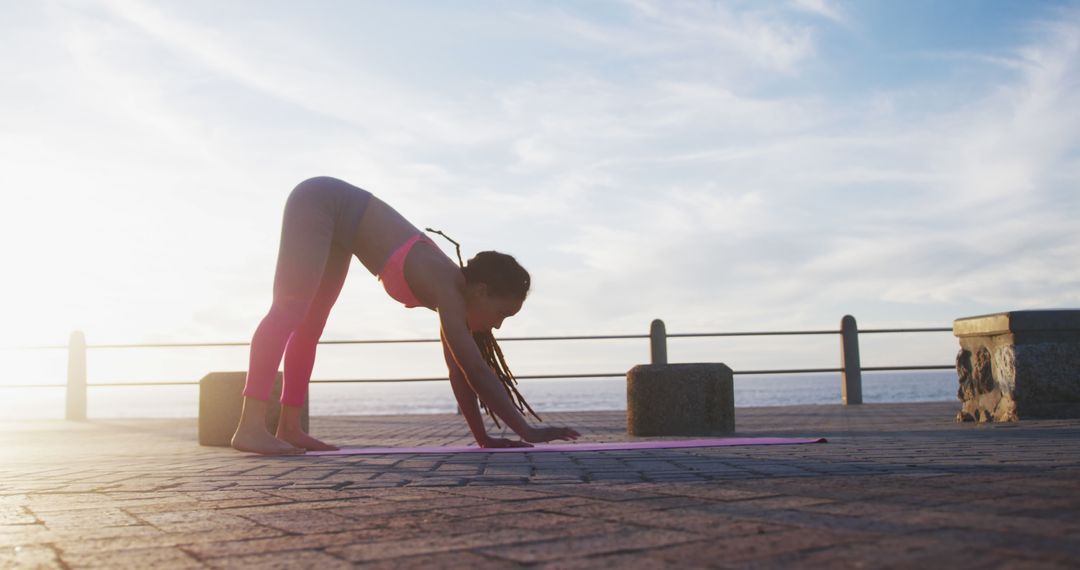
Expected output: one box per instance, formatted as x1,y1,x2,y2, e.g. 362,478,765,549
3,370,957,420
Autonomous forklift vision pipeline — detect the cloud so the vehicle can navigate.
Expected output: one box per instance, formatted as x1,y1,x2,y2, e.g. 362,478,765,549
3,0,1078,379
625,0,820,74
98,0,513,152
522,9,1080,340
446,5,1080,342
790,0,848,25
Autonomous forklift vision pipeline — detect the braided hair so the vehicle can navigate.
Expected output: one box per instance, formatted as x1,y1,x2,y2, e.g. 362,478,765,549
426,229,542,427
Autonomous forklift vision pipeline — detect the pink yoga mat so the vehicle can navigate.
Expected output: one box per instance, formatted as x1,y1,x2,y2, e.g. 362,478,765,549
306,437,826,456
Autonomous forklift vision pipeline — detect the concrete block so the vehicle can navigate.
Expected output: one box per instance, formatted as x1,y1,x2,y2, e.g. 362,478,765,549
626,363,735,436
198,371,308,446
954,309,1080,421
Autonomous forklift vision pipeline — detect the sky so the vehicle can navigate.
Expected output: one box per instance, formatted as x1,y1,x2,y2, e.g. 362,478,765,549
2,0,1079,386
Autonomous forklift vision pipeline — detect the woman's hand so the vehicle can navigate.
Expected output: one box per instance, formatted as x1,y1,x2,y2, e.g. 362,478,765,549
523,426,581,444
478,436,533,449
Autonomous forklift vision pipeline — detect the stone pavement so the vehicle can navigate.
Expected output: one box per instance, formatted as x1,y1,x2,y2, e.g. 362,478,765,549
2,402,1079,568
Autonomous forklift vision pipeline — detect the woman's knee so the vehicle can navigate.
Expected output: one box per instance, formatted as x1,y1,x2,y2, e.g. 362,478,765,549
264,297,312,328
292,306,331,343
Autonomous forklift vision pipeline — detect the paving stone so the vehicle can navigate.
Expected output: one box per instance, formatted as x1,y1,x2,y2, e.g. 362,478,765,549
2,523,164,548
797,499,918,518
202,549,352,569
478,528,704,563
0,507,37,525
585,472,646,483
587,507,791,537
0,545,64,569
909,526,1080,558
523,476,587,485
240,509,355,534
538,484,662,502
327,527,560,562
20,492,193,513
2,404,1079,567
183,530,403,560
137,510,262,533
359,550,518,570
461,511,585,530
56,527,285,554
644,473,711,483
536,552,690,570
551,496,702,518
0,495,31,506
651,527,867,566
427,496,592,519
60,546,204,569
442,486,557,501
627,484,779,502
189,489,312,504
37,507,143,529
435,464,482,475
326,495,480,519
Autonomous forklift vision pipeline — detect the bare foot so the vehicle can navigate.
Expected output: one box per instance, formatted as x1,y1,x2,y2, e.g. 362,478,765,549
231,427,305,455
277,430,339,451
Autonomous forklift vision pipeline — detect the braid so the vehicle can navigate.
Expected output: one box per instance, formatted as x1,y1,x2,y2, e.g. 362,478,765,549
473,330,542,427
426,228,542,428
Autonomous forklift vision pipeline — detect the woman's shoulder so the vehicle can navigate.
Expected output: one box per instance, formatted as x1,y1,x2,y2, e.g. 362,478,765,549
411,245,465,308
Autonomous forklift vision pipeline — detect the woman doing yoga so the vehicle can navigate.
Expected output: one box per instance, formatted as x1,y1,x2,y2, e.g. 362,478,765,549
231,176,581,455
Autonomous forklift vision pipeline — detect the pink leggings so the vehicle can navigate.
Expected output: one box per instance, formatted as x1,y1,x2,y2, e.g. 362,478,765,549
243,177,371,407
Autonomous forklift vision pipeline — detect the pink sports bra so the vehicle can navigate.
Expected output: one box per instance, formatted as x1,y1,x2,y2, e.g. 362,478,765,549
378,234,439,309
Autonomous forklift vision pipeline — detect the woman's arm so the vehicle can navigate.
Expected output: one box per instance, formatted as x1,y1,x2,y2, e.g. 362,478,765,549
437,297,535,439
427,264,579,445
442,333,491,443
442,335,532,448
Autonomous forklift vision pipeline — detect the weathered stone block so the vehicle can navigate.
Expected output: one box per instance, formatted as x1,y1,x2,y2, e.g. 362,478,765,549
626,363,735,436
954,310,1080,422
198,371,308,446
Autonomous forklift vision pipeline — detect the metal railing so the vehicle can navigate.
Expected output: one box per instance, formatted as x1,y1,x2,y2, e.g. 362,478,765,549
2,315,954,419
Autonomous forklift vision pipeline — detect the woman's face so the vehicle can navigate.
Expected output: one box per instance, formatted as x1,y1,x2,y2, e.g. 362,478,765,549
465,286,524,333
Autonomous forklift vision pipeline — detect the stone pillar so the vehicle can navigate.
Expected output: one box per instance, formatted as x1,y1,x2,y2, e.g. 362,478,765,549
627,363,735,436
66,331,87,421
953,310,1080,422
840,315,863,405
650,319,668,365
198,371,309,446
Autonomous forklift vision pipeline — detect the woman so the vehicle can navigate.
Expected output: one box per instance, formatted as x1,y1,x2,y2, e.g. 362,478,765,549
231,177,580,455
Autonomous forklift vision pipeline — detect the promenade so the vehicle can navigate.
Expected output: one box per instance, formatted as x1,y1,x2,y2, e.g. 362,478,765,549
2,402,1078,568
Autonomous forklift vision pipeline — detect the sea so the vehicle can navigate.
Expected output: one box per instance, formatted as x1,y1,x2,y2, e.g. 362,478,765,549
4,371,957,419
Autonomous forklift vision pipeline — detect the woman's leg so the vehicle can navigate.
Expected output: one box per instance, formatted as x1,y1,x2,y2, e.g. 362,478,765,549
276,244,351,450
233,183,336,455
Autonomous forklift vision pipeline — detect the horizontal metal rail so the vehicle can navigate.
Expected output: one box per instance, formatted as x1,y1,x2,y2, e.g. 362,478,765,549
860,327,951,334
2,326,953,352
0,320,959,421
2,334,651,351
668,330,837,338
861,365,954,371
0,364,955,389
735,368,841,375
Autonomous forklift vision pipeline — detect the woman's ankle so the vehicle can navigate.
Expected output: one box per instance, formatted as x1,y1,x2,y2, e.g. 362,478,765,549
275,403,306,434
236,397,272,429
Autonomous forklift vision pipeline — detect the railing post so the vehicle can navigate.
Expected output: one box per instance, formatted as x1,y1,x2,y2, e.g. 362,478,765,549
840,315,863,405
650,319,667,365
66,330,87,420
